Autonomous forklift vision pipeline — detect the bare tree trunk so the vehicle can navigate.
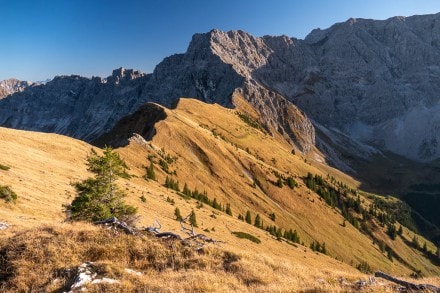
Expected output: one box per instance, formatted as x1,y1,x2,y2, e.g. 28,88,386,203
375,271,440,292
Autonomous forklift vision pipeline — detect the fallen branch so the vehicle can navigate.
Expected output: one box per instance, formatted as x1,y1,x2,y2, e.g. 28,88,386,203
375,271,440,292
94,217,136,235
145,219,162,234
95,216,224,249
180,214,195,237
155,232,183,240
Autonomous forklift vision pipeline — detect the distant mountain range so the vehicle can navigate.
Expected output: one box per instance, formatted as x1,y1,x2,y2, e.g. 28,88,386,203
1,13,440,217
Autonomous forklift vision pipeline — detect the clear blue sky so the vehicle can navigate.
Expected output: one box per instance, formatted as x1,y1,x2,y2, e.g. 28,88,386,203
2,0,440,81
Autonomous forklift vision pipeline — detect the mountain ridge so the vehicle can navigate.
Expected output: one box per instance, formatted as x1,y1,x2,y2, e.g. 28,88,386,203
2,13,440,162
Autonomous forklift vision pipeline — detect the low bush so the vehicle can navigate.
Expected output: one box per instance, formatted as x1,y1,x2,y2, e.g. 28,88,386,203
0,164,10,171
0,185,17,203
231,231,261,244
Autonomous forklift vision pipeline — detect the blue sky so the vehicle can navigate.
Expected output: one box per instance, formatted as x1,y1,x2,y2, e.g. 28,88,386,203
2,0,440,81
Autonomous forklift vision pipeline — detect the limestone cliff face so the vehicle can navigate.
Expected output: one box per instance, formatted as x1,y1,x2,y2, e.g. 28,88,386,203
2,13,440,162
0,79,32,99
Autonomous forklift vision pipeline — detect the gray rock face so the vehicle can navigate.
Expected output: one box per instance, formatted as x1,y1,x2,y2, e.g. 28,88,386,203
0,72,151,141
2,13,440,162
294,14,440,161
0,79,32,99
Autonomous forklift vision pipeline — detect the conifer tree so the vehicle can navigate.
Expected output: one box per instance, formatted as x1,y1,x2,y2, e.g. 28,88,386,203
68,147,137,222
212,198,220,210
245,210,252,224
277,177,283,188
225,203,232,216
146,161,156,180
183,183,191,196
321,242,327,254
286,177,296,189
174,207,182,221
397,225,403,236
189,209,198,227
412,235,420,249
276,227,282,240
254,214,261,228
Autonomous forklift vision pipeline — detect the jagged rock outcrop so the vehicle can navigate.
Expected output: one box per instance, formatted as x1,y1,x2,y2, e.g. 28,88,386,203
2,13,440,161
0,79,32,99
0,71,150,141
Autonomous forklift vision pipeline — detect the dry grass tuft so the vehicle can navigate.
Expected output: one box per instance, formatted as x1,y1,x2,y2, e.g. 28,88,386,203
0,223,376,292
0,223,226,292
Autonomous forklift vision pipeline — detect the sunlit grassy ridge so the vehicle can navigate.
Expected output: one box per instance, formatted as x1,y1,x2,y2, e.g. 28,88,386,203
0,97,439,291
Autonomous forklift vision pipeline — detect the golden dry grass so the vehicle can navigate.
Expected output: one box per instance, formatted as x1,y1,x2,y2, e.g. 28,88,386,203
0,223,399,292
0,98,440,291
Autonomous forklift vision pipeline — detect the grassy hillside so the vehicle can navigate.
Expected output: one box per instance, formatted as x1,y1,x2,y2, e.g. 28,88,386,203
1,98,440,291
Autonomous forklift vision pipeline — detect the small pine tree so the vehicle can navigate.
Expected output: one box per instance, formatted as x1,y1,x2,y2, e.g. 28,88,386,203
212,198,220,210
189,210,198,227
67,147,137,222
238,214,244,221
245,210,252,224
321,242,327,254
146,161,156,180
269,212,276,221
254,214,261,228
183,183,191,196
423,242,428,253
387,224,397,240
387,248,393,261
174,207,182,221
276,227,282,241
397,225,403,236
277,177,283,188
286,177,296,189
225,203,232,216
412,235,420,249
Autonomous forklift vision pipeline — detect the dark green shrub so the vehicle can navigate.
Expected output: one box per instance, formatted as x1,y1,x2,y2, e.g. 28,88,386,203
0,164,10,171
0,185,17,203
232,231,261,244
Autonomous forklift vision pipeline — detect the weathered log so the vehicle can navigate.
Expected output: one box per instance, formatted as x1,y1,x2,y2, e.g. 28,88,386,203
375,271,440,292
145,219,162,234
94,217,136,235
155,232,182,240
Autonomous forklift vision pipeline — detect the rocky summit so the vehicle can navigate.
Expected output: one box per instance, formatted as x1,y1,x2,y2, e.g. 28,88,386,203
0,79,32,99
1,13,440,163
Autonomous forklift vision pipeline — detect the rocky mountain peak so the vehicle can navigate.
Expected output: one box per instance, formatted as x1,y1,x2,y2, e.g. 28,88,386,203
2,13,440,163
0,78,32,99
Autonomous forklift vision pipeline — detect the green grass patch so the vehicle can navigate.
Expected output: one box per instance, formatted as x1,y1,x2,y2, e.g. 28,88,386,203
231,231,261,244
